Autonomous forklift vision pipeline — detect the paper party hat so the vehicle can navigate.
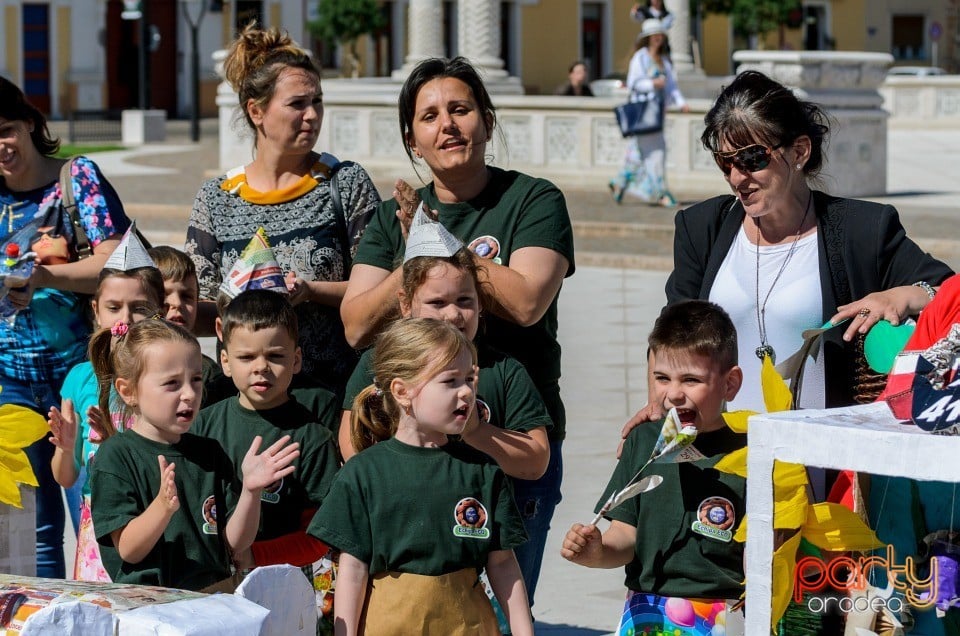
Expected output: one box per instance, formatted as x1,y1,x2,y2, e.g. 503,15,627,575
219,227,288,299
403,204,463,263
103,221,156,271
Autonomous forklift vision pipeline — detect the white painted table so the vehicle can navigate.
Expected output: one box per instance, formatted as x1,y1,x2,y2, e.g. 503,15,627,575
744,402,960,632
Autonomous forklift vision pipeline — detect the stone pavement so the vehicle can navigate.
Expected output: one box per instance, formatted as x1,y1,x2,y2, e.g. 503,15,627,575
53,119,960,634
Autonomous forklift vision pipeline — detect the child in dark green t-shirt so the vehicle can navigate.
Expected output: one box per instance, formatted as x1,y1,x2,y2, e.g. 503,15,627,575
562,301,746,636
194,289,341,626
148,245,235,408
310,318,532,636
87,319,300,591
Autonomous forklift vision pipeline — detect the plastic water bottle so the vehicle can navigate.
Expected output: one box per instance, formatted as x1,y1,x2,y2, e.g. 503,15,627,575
0,244,36,324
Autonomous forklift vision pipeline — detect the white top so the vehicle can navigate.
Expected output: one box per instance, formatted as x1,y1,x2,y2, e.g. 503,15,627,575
710,225,824,412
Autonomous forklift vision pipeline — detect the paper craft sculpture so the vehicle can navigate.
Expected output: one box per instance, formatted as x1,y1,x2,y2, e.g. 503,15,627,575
219,228,288,300
103,221,155,271
591,408,701,525
403,203,463,263
0,403,49,508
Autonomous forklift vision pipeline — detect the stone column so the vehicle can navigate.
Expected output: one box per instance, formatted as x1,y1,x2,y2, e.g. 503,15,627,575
457,0,522,93
391,0,444,80
457,0,505,78
664,0,694,73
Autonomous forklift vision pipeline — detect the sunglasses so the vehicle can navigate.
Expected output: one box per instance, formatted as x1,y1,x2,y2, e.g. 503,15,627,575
713,144,783,175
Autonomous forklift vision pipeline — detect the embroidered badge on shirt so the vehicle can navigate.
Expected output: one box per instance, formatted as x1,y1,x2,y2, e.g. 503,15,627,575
453,497,490,539
260,478,283,504
201,495,218,535
467,235,502,265
691,496,735,542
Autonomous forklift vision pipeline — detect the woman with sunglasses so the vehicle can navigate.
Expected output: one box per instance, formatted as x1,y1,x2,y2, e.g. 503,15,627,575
609,19,689,207
620,70,951,442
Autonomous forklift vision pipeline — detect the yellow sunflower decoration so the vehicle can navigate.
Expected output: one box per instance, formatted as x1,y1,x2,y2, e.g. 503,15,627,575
715,355,885,631
0,400,50,508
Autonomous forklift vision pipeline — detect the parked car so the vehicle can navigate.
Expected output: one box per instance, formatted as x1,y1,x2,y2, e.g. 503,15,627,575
888,66,949,77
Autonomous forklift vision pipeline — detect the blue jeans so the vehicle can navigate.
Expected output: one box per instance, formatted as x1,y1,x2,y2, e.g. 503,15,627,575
511,439,563,607
4,378,66,579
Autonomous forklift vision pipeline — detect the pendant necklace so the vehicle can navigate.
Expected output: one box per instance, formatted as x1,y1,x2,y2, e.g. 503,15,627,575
754,191,813,362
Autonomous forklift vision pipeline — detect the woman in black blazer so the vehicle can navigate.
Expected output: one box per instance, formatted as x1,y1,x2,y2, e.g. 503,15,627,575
626,70,951,423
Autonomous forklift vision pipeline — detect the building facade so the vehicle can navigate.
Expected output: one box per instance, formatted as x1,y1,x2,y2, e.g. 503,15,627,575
0,0,956,119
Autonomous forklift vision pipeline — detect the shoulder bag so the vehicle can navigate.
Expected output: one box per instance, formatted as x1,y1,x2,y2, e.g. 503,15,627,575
614,96,664,137
59,157,151,260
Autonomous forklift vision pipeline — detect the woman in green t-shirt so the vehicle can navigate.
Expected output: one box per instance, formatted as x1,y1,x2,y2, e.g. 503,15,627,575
340,56,575,607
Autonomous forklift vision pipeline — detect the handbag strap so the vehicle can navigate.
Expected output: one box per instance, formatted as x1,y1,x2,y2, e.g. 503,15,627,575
59,157,93,259
328,162,352,276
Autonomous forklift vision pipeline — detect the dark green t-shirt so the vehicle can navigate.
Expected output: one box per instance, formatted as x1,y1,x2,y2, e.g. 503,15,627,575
597,421,747,600
192,395,340,540
201,353,236,409
353,167,575,439
308,438,527,575
342,344,553,436
89,429,238,590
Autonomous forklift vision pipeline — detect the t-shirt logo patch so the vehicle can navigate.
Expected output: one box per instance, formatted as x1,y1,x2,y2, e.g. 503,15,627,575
260,478,283,504
691,496,735,542
452,497,490,539
201,495,218,535
476,399,491,425
467,236,502,264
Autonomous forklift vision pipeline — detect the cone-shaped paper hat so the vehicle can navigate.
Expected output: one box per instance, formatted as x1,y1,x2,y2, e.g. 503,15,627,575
219,227,288,299
403,204,463,263
103,221,156,271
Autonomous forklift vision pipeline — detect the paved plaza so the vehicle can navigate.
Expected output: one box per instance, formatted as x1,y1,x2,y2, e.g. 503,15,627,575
53,119,960,634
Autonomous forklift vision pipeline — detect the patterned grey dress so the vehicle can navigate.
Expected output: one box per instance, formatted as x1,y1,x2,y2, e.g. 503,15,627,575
186,155,381,392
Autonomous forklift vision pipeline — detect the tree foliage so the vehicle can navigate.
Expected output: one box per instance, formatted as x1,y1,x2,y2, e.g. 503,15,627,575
308,0,385,76
697,0,800,43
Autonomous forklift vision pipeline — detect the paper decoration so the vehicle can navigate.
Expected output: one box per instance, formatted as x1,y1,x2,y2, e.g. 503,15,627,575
403,204,463,263
103,221,155,271
219,228,288,300
591,409,701,525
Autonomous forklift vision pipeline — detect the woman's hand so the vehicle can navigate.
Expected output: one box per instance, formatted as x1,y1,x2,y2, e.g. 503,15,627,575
651,76,666,90
285,272,310,306
617,401,663,458
832,285,932,342
393,179,420,241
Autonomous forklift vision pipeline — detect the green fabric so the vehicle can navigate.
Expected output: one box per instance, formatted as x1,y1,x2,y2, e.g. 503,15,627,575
193,395,340,540
353,167,575,439
201,353,237,409
342,344,553,435
597,422,747,600
309,438,526,576
289,385,343,437
89,429,238,590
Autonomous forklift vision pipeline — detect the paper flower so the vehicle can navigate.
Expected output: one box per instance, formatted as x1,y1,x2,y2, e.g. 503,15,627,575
0,403,49,508
592,408,701,524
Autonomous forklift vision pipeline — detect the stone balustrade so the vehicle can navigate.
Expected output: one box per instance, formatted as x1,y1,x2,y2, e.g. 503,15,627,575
215,50,901,198
880,75,960,127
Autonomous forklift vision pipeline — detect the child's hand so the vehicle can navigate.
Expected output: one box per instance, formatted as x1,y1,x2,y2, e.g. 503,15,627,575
155,455,180,513
86,405,113,442
48,399,78,451
241,435,300,493
561,523,603,564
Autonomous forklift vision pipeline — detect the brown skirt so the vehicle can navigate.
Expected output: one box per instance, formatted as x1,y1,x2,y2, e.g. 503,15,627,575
361,568,499,635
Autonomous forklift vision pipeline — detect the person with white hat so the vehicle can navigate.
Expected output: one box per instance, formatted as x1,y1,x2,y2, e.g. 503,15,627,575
610,18,689,207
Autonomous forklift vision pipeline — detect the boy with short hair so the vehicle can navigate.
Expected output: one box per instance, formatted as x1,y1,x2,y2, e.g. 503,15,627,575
192,289,341,624
148,245,234,407
562,300,745,636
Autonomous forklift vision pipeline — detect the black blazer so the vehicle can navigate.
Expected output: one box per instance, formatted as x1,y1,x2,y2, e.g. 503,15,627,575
665,191,954,407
